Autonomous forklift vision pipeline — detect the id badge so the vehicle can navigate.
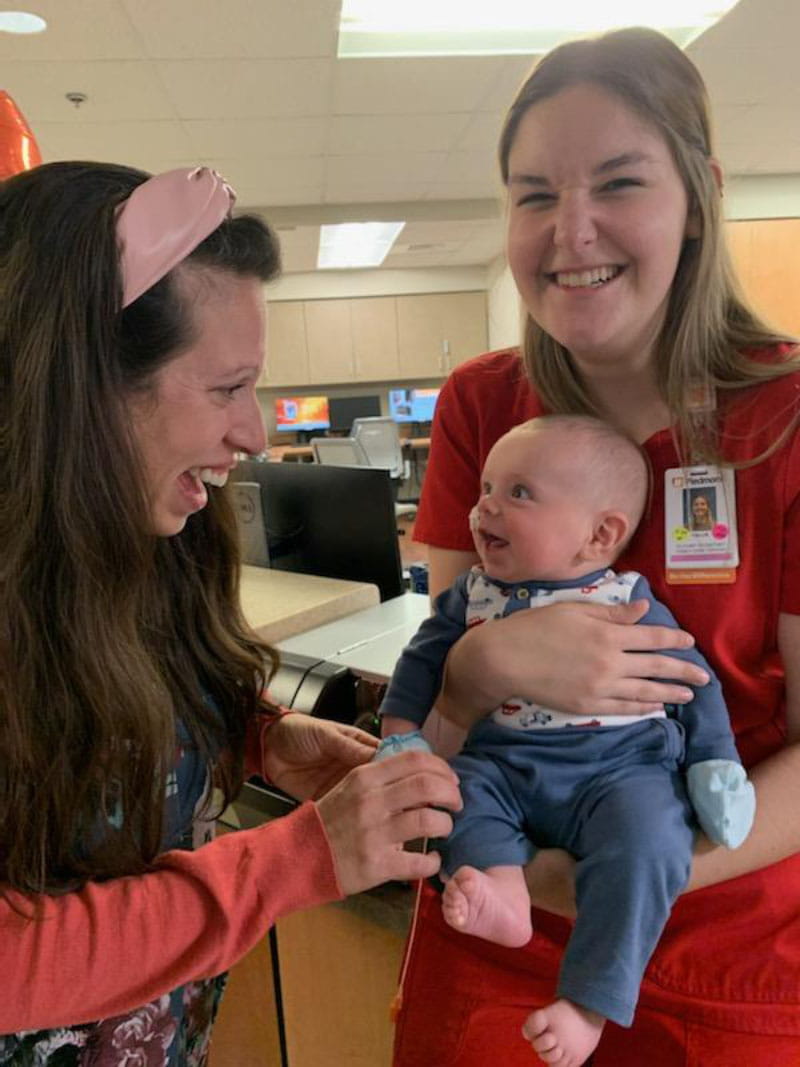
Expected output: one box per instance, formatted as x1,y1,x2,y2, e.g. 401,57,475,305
664,465,739,584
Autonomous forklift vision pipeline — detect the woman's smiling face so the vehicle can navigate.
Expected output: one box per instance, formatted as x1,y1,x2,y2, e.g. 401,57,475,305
505,83,694,376
127,268,267,537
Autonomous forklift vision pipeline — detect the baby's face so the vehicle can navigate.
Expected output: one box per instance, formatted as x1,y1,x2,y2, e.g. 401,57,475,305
471,428,598,583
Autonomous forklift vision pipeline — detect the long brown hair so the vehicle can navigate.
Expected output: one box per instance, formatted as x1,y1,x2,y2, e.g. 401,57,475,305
498,27,799,462
1,161,280,894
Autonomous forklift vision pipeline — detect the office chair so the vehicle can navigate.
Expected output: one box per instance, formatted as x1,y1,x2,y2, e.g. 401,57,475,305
351,416,417,520
351,416,408,479
314,422,416,523
311,436,369,467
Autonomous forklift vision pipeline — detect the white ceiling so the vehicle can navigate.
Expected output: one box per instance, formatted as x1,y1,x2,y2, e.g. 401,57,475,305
3,0,799,274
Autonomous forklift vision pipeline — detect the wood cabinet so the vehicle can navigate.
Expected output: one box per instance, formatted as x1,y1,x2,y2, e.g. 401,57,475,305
396,291,487,378
276,902,405,1067
209,934,282,1067
210,898,407,1067
209,806,409,1067
262,291,487,388
726,218,800,336
261,302,309,387
352,296,400,380
304,299,355,384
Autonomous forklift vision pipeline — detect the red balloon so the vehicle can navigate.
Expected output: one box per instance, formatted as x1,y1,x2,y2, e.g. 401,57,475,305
0,90,42,179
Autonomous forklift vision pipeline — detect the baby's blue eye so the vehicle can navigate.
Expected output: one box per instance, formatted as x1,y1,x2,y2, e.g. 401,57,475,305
510,484,531,499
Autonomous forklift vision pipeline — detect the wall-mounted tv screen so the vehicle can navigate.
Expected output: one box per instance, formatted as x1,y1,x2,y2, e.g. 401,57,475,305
274,395,330,433
328,394,381,434
388,387,440,424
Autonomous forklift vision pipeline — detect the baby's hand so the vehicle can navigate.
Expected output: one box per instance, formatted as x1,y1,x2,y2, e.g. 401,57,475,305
686,759,755,849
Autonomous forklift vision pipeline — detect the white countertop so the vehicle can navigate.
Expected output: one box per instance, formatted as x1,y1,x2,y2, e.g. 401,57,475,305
276,591,430,683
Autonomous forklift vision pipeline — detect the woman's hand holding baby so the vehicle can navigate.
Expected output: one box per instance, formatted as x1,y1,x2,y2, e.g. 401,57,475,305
436,599,709,731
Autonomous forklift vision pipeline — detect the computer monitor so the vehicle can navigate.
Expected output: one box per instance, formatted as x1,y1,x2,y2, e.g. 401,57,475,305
230,460,404,602
388,387,440,424
274,395,330,434
328,394,381,434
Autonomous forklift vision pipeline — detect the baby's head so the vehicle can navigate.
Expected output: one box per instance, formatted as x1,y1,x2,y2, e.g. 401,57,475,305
470,415,648,583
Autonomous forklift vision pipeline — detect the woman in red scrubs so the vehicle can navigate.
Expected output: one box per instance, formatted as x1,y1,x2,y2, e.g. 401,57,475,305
394,27,800,1066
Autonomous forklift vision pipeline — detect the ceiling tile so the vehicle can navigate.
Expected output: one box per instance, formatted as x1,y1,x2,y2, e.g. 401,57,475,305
5,60,177,122
156,58,335,119
34,120,194,167
329,114,470,155
333,57,503,115
183,117,329,158
123,0,340,59
0,0,141,61
325,151,448,187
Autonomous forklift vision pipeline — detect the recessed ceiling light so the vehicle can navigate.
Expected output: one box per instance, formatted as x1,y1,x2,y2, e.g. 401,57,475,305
317,221,406,269
338,0,743,57
0,10,47,34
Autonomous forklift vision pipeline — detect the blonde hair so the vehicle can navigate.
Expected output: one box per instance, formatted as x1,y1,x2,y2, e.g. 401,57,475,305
499,27,799,464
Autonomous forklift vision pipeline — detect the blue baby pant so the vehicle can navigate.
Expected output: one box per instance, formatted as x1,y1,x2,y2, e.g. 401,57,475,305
444,718,695,1027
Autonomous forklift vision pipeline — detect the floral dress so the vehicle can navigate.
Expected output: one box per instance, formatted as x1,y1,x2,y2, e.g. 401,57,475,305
1,726,229,1067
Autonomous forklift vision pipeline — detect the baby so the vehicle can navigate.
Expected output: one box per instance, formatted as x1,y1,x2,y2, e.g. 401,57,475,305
378,414,755,1066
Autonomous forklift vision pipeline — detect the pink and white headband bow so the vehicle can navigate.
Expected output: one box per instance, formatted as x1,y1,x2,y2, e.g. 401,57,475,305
116,166,236,308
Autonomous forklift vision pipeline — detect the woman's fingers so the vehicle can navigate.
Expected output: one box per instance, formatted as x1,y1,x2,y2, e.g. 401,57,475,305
619,652,707,687
386,806,455,844
375,763,463,817
315,751,462,895
566,667,704,717
391,849,445,882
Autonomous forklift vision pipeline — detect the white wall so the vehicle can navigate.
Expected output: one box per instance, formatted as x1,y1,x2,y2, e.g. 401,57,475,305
486,256,521,351
724,174,800,220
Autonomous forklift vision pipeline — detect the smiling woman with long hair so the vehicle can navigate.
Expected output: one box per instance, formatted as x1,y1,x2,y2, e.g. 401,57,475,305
0,160,461,1063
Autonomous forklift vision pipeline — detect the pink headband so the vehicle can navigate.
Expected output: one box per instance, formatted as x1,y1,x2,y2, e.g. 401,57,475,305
116,166,236,308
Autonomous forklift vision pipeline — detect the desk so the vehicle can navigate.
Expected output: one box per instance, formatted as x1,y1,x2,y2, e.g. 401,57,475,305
404,436,430,451
277,591,429,683
239,565,379,644
268,438,428,463
267,444,313,462
277,591,466,758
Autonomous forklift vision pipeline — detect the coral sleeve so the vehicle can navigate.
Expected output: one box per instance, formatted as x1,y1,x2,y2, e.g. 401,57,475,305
0,802,341,1033
244,705,292,781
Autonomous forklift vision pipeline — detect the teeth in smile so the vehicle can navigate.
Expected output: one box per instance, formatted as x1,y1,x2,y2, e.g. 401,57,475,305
554,265,620,288
189,467,229,488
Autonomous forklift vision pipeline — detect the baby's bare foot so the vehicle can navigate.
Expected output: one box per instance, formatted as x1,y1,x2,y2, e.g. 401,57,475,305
522,999,605,1066
441,865,531,947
